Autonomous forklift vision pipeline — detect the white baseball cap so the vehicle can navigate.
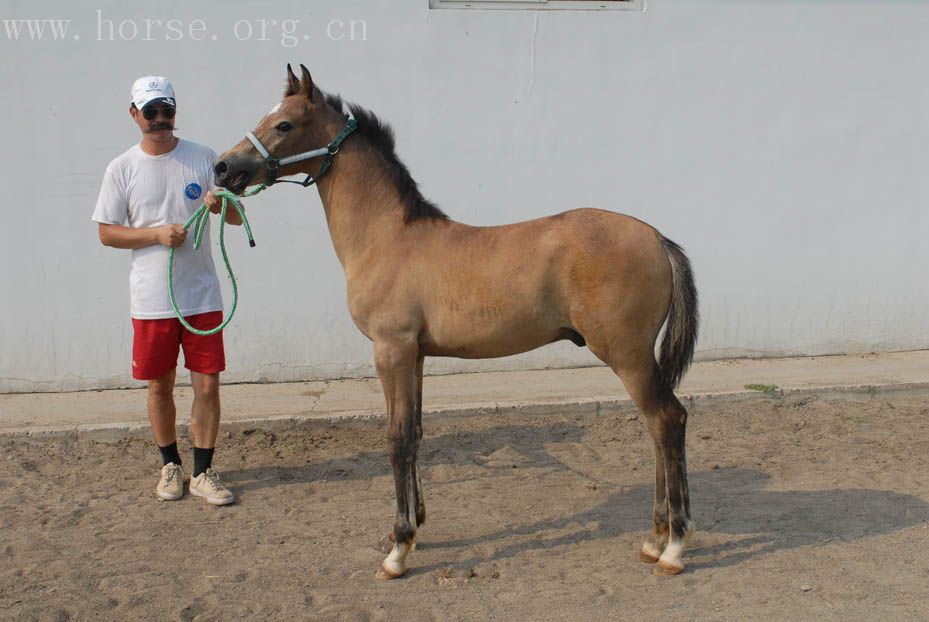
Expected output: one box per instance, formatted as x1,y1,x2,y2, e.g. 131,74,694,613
130,76,176,110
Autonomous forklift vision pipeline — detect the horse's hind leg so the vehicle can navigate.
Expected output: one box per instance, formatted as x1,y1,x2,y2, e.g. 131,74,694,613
373,338,421,580
639,437,670,563
598,348,694,575
649,390,694,575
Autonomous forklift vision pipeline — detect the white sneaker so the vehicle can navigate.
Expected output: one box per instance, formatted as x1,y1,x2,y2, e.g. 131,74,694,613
157,462,185,501
189,468,235,506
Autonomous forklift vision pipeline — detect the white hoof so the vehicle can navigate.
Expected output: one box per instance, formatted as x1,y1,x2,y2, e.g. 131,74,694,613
375,542,411,580
655,522,694,576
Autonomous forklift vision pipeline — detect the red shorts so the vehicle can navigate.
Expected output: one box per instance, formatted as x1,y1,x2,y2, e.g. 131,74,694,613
131,311,226,380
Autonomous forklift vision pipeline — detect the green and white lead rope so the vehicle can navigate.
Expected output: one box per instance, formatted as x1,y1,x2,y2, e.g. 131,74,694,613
168,185,266,336
167,109,359,335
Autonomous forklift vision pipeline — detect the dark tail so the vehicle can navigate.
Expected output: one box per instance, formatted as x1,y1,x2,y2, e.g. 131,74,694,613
658,237,699,390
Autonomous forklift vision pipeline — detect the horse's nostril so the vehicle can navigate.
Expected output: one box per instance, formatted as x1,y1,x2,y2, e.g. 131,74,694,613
214,161,228,177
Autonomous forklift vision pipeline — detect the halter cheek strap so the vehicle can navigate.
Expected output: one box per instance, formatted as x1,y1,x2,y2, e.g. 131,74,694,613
245,116,358,188
244,131,279,184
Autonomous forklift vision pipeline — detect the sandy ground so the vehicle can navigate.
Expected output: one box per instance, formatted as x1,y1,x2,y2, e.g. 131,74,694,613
1,392,928,621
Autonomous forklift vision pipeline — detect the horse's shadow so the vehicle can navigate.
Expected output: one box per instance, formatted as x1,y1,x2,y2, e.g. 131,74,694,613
223,420,586,492
413,466,929,574
222,422,929,573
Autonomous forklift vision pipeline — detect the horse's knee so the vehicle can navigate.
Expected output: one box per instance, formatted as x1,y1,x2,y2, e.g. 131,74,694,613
387,432,418,462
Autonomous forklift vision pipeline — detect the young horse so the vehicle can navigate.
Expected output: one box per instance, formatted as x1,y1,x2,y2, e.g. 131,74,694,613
215,65,699,579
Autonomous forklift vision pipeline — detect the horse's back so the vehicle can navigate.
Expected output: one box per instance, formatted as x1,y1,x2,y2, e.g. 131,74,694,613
404,208,672,358
444,207,669,291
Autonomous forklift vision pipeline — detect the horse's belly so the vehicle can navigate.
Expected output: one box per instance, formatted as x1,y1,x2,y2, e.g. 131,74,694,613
421,315,564,359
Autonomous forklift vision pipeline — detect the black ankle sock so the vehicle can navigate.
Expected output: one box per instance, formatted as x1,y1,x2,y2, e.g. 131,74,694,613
158,441,181,467
193,447,215,477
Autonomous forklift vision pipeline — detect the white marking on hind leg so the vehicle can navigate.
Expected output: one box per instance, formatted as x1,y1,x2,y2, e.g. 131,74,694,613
658,541,685,571
378,541,412,579
657,519,695,574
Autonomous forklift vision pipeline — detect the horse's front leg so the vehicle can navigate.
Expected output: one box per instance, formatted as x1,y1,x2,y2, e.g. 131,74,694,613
412,354,426,529
374,338,421,580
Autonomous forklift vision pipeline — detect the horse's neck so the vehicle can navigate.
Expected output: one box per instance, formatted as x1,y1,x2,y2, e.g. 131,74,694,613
314,142,406,270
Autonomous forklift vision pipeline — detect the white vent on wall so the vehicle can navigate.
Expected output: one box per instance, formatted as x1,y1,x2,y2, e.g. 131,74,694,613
430,0,644,11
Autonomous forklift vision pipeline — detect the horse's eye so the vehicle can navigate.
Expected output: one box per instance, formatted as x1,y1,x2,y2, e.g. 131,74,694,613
276,121,292,132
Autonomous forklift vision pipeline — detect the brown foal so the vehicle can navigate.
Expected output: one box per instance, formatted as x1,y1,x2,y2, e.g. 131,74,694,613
215,65,699,579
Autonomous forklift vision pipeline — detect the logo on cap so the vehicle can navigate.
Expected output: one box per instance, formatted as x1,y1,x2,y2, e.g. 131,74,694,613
131,75,176,110
185,183,202,200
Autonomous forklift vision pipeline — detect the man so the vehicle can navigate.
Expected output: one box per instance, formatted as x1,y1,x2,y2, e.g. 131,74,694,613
93,76,241,505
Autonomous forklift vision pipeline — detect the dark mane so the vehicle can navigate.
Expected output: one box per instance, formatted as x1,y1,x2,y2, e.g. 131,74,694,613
323,92,448,224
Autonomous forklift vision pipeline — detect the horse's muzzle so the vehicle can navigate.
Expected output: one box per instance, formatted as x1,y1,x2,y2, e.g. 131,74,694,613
213,160,251,195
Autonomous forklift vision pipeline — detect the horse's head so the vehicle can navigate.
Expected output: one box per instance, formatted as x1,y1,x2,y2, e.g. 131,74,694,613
214,64,330,194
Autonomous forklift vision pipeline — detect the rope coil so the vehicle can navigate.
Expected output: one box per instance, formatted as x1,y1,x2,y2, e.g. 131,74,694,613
168,185,265,336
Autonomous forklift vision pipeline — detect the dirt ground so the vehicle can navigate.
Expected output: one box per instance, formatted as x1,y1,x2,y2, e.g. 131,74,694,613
1,392,928,621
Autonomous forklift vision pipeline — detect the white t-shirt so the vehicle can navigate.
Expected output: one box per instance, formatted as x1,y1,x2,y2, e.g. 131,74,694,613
93,139,223,319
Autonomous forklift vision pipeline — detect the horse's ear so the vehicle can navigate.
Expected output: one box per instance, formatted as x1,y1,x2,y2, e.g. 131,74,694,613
285,63,301,97
299,64,315,102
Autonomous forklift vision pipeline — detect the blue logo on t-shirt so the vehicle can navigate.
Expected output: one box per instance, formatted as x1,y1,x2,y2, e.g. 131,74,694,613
185,182,203,200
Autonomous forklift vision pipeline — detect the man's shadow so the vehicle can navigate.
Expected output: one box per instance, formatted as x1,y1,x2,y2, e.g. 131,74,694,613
222,422,929,573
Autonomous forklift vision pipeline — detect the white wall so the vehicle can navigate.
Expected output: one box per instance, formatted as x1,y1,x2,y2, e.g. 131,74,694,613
1,0,927,393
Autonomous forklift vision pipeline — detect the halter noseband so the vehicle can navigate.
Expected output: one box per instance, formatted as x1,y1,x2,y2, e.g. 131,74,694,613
244,114,358,188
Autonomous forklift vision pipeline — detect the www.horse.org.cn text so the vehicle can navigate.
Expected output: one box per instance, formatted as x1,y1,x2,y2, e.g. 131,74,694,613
1,12,369,45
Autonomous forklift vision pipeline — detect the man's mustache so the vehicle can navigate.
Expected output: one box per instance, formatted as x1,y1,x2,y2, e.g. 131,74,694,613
146,123,176,132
